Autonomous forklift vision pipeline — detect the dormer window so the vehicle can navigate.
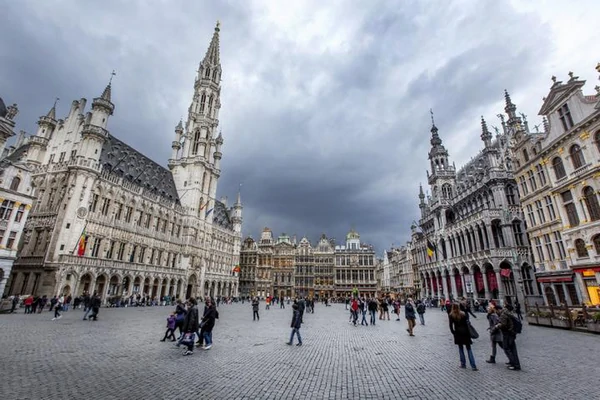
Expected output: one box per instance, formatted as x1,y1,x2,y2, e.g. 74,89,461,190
558,103,574,131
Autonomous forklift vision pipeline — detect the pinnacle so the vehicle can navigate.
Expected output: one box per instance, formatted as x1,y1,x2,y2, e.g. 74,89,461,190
101,83,112,102
202,21,221,66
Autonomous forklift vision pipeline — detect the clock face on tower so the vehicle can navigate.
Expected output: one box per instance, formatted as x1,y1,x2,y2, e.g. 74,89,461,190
76,206,88,219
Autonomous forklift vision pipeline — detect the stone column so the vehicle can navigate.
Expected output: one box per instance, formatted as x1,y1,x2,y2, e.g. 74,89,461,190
460,273,467,298
482,271,490,299
551,284,560,305
485,225,494,248
561,282,573,306
495,270,505,304
442,272,450,301
539,283,549,305
450,273,458,300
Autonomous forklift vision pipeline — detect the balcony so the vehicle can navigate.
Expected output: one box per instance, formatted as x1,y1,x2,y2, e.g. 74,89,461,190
58,254,185,276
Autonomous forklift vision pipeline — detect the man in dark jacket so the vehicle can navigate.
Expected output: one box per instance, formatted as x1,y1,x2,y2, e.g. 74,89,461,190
494,304,521,370
182,298,199,356
88,293,101,321
405,298,417,336
286,303,303,346
200,299,217,350
82,293,92,320
298,298,306,323
252,297,260,321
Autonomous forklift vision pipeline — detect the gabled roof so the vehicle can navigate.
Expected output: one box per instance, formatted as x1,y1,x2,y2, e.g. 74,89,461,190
538,79,585,115
1,143,31,167
99,134,179,203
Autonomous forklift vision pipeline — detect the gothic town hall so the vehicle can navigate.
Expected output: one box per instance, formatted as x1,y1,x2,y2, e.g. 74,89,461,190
5,23,243,302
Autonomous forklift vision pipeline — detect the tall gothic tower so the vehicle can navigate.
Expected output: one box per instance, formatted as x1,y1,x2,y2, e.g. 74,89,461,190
169,21,223,219
426,118,456,201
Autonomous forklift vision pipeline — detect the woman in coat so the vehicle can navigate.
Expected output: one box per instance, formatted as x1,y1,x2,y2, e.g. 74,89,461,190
486,304,503,364
181,298,199,356
200,298,217,350
448,303,477,371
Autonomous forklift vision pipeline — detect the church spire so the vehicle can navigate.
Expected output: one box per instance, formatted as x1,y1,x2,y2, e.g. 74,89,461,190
202,21,221,67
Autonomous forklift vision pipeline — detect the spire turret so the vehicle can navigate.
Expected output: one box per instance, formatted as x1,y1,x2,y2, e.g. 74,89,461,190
480,116,492,147
202,21,221,66
503,90,523,135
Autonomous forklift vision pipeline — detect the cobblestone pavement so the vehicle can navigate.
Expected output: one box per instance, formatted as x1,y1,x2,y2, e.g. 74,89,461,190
0,302,597,400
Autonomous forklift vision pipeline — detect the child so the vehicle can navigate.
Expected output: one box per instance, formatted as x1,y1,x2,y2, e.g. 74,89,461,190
286,303,303,346
161,312,177,342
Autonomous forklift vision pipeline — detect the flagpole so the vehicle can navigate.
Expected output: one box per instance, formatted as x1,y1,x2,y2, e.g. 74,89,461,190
72,221,88,255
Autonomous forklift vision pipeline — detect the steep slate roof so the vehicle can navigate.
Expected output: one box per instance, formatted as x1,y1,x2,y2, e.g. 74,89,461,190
99,134,180,203
213,200,233,229
1,143,31,165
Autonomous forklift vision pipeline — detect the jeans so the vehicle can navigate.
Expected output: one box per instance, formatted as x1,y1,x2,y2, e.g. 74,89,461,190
502,333,520,368
418,313,425,325
54,307,61,318
83,307,92,320
458,344,476,368
253,310,259,321
203,331,213,346
289,328,302,344
361,311,368,325
369,310,376,325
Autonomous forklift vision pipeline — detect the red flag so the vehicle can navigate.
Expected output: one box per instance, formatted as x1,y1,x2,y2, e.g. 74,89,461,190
77,229,87,256
500,268,511,278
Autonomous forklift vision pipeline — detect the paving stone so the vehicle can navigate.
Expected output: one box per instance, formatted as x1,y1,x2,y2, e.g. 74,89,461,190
0,303,596,399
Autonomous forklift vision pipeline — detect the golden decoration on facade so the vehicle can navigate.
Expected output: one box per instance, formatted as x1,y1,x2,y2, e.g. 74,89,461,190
557,147,564,155
579,131,590,140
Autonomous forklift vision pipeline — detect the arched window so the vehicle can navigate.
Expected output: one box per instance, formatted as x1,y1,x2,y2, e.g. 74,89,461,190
208,95,214,116
522,148,529,162
205,67,211,78
575,239,588,258
593,235,600,255
505,185,516,205
552,157,566,180
212,69,218,82
569,144,585,169
199,93,206,113
10,177,21,191
583,186,600,221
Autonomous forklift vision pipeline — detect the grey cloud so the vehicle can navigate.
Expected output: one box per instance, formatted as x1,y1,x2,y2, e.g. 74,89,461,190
1,1,590,252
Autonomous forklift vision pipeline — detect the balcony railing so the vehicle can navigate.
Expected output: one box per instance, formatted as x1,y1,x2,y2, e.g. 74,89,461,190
58,254,185,276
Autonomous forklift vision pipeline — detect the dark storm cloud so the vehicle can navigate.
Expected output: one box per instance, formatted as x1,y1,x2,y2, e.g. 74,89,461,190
2,1,595,253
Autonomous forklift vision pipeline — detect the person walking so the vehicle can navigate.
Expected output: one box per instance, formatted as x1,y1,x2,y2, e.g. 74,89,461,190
10,295,20,313
359,298,369,326
82,293,92,320
252,297,260,321
368,297,377,326
350,297,359,326
405,298,417,336
494,304,521,370
88,293,101,321
182,298,199,356
448,303,477,371
174,299,187,338
416,300,426,325
286,303,303,346
485,304,503,364
200,298,217,350
161,312,177,342
298,298,306,324
514,301,523,321
52,296,63,320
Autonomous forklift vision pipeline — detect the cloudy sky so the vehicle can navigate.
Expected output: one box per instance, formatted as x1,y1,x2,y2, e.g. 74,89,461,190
2,0,599,253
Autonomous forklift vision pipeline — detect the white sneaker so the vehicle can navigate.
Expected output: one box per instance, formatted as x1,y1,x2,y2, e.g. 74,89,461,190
204,345,212,350
57,315,62,319
52,318,56,321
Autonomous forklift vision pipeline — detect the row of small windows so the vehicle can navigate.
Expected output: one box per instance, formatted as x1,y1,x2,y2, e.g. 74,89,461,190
525,196,558,227
532,231,568,263
335,256,374,266
0,200,26,223
89,194,182,237
81,236,178,268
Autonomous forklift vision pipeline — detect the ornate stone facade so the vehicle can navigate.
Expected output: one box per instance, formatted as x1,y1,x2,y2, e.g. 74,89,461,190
238,229,374,298
415,99,540,306
6,23,242,303
0,100,34,296
512,67,600,306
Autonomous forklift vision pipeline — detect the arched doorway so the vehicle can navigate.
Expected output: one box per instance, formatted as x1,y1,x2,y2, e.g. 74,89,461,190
152,278,159,298
176,279,183,299
170,279,176,296
472,265,485,299
61,284,71,296
78,274,92,296
484,264,498,299
453,268,463,298
96,275,107,298
143,277,150,295
161,278,168,300
133,276,142,294
204,281,210,299
186,275,197,300
499,260,516,304
461,266,472,298
122,276,131,296
108,276,120,296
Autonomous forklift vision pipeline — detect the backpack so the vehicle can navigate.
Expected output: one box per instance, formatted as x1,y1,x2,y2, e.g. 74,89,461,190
511,315,522,334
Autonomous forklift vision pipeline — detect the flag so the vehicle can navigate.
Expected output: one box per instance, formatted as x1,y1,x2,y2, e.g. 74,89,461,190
205,208,214,217
232,265,241,273
200,200,210,210
76,228,87,257
426,239,436,258
500,268,512,278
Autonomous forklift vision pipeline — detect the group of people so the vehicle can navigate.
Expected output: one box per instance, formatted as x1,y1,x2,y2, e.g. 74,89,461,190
160,297,219,356
447,298,522,371
346,296,427,333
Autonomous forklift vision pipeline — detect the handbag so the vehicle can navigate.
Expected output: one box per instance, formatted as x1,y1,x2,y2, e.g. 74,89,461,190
180,332,196,346
468,322,479,339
